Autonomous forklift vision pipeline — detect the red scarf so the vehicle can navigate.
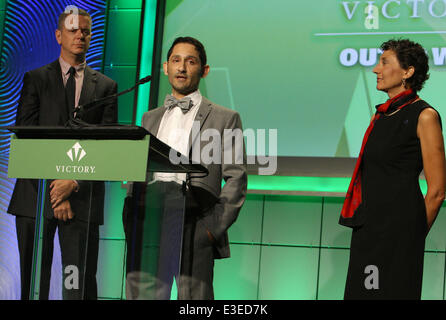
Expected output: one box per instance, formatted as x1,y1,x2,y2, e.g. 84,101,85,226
339,88,419,227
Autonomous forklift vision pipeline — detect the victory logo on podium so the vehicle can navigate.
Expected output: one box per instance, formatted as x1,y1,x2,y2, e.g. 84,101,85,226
67,142,87,162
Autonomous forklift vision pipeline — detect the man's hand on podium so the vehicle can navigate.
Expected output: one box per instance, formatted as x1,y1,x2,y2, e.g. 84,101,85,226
50,179,78,209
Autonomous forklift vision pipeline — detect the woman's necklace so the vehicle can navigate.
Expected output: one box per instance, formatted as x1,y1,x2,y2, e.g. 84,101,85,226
384,108,401,116
384,98,419,117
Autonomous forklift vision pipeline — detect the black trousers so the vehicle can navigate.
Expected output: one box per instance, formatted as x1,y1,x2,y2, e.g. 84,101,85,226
123,181,215,300
15,215,99,300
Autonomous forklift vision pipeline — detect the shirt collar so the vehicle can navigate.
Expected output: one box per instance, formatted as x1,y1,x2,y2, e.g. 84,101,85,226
59,56,86,76
181,89,202,109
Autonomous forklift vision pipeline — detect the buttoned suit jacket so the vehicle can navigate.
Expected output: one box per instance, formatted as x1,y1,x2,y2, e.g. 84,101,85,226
8,59,118,225
141,97,247,258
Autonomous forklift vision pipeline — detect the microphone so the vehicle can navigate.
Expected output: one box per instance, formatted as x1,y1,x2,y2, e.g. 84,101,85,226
138,75,152,85
67,75,152,127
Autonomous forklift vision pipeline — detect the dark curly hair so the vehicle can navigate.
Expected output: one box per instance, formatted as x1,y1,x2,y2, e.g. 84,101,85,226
380,39,429,92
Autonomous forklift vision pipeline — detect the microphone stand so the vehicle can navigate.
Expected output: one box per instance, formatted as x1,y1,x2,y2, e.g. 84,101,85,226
66,75,152,128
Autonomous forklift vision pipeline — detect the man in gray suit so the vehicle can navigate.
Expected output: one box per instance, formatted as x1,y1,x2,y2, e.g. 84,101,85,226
131,36,247,299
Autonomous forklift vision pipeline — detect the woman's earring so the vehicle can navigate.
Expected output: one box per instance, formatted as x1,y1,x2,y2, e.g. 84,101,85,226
402,78,406,88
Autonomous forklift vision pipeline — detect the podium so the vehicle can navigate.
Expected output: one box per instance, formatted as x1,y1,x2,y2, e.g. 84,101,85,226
7,125,207,300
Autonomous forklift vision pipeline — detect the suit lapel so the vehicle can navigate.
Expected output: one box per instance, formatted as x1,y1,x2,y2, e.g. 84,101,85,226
46,60,68,124
144,107,167,135
79,66,97,107
189,97,212,155
194,96,212,130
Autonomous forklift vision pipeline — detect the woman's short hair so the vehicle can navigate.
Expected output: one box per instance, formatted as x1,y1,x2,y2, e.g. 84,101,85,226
380,39,429,92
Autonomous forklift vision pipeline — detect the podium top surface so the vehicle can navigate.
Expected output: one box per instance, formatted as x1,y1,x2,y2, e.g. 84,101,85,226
6,125,148,140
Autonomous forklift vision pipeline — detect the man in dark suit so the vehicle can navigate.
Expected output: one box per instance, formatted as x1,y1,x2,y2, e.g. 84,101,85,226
8,8,117,300
124,37,247,299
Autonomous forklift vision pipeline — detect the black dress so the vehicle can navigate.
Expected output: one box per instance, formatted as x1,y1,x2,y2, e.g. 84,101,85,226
344,100,440,299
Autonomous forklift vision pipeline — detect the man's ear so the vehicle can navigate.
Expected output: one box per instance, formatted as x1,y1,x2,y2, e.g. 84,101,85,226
163,61,168,75
201,65,210,78
55,29,62,45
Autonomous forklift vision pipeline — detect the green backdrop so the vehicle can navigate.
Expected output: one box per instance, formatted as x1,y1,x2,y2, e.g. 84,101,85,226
156,0,446,158
92,0,446,300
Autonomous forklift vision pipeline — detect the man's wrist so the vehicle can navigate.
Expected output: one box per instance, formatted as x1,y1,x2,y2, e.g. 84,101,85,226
72,180,80,192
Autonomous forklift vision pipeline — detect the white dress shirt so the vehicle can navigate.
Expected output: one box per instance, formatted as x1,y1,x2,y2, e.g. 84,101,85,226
152,90,202,184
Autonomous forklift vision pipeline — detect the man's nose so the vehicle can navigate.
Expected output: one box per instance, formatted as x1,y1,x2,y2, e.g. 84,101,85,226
177,61,186,72
74,29,84,38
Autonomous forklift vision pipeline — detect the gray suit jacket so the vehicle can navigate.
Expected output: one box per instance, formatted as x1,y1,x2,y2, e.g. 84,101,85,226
142,97,247,258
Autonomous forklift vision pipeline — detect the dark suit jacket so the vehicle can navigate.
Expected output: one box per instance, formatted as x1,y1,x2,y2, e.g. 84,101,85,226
8,59,118,225
141,97,247,258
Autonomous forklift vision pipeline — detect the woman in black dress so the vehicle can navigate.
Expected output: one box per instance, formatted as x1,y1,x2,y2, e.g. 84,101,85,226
340,39,446,299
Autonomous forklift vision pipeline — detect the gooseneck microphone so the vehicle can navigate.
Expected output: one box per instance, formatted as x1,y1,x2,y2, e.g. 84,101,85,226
66,75,152,127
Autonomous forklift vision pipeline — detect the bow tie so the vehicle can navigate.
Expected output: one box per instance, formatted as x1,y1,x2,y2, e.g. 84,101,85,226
164,95,194,114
